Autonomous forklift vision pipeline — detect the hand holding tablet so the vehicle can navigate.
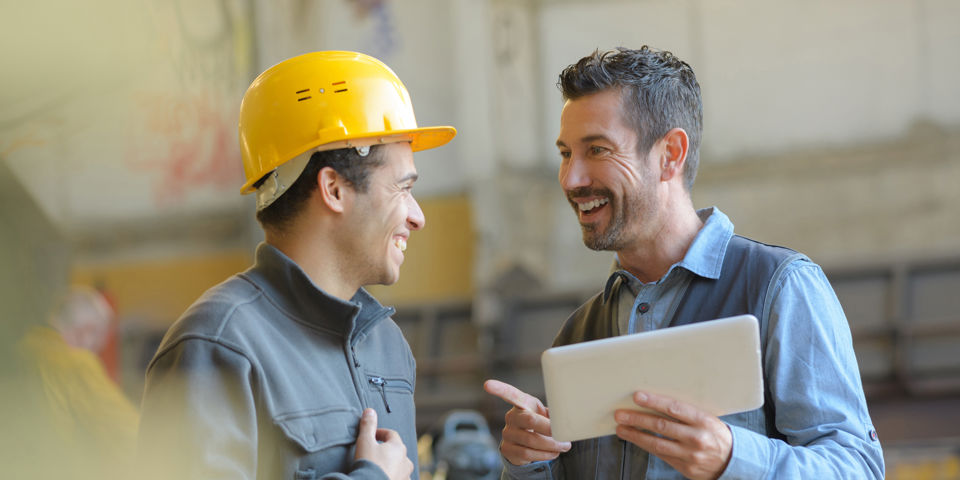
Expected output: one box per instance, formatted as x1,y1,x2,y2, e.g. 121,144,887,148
541,314,764,442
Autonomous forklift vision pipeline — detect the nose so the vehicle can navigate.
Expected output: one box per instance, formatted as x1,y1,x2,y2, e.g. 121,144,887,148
558,154,590,191
406,195,425,231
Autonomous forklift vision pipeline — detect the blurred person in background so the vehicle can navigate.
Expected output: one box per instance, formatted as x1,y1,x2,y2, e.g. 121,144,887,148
1,161,138,480
16,286,139,478
137,51,456,480
484,46,884,479
47,285,116,353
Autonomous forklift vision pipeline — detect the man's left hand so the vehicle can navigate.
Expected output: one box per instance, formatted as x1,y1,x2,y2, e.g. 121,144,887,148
614,391,732,480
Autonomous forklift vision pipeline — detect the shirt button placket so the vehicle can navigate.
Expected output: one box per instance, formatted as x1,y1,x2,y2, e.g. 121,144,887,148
637,301,652,332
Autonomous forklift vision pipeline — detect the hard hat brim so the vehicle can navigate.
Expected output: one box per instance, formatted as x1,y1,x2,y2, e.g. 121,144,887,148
240,125,456,195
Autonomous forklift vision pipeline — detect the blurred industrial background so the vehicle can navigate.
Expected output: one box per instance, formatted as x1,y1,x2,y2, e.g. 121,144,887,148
2,0,959,478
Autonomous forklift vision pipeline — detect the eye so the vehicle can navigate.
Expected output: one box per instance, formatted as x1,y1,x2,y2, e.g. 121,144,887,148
589,145,608,155
558,150,571,159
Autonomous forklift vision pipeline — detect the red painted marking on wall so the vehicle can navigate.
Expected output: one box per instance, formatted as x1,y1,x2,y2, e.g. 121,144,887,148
126,92,243,206
0,133,47,158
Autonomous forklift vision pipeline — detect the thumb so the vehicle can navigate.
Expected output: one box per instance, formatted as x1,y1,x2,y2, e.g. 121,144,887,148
356,408,378,447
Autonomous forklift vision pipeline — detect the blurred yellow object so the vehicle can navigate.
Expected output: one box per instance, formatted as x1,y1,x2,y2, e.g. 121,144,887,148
238,50,456,199
888,451,960,480
7,326,139,480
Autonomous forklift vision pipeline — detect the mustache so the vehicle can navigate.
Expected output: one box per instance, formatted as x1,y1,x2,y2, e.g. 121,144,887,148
566,187,614,202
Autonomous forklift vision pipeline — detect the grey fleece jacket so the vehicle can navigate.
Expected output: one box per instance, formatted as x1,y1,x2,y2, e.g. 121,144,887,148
138,243,418,480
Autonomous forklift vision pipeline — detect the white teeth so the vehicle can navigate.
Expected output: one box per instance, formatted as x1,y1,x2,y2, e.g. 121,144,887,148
394,238,407,252
578,198,609,212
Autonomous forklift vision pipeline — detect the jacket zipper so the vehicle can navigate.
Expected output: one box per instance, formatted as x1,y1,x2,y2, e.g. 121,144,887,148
369,376,391,413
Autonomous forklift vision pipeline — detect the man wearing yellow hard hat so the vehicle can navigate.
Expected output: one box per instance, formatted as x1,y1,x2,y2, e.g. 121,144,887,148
137,51,456,480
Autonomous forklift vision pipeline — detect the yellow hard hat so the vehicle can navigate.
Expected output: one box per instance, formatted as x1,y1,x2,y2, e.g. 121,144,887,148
238,51,456,199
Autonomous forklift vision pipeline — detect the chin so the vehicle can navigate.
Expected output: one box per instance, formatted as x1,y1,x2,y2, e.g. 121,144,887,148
379,268,401,286
582,230,619,252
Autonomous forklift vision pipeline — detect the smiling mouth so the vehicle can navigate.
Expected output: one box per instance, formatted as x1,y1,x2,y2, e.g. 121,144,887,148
394,237,407,252
576,198,609,215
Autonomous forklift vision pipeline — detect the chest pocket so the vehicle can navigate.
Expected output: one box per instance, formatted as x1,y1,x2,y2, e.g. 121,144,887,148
275,406,359,453
364,373,413,413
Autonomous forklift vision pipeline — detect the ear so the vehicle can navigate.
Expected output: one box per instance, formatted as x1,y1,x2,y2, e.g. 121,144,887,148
659,128,689,183
316,166,349,213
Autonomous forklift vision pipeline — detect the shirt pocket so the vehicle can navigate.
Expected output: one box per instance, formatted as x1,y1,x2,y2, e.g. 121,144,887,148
274,406,360,453
364,373,413,414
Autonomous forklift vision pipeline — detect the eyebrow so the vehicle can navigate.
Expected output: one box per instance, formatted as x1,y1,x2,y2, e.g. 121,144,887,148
556,134,613,149
398,172,419,184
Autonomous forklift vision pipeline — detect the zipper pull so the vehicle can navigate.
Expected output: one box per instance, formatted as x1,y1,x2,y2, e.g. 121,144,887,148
351,344,359,368
369,376,391,413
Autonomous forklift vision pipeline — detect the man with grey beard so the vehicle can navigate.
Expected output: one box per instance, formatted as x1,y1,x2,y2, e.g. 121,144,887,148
484,46,884,480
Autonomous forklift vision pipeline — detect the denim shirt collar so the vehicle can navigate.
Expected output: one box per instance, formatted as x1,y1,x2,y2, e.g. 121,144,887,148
602,207,734,301
243,242,395,340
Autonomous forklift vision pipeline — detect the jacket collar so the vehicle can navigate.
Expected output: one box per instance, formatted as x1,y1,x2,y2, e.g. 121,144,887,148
241,243,395,340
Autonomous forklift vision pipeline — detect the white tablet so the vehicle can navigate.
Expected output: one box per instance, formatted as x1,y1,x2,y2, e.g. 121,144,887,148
541,314,764,442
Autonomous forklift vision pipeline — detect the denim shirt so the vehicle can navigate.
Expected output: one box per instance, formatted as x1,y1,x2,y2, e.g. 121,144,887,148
503,208,884,479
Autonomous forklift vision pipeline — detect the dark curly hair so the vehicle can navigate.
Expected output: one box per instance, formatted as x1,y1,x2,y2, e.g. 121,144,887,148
558,46,703,190
254,145,385,232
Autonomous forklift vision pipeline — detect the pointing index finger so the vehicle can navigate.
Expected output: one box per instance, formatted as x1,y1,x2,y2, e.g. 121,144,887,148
484,379,544,413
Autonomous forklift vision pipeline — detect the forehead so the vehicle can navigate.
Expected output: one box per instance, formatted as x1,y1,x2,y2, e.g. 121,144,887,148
374,142,416,176
557,89,633,144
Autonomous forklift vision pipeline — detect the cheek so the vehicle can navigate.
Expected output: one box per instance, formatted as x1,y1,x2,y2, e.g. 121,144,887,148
383,203,406,232
609,160,646,187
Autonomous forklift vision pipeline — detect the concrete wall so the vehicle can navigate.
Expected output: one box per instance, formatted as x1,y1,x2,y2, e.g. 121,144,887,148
1,0,256,261
519,0,960,293
3,0,958,307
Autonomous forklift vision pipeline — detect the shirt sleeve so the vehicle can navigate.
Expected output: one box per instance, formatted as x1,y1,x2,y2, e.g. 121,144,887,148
500,458,556,479
137,337,261,480
718,261,885,479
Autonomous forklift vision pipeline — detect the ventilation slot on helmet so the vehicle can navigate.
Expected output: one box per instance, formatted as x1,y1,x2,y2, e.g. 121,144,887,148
295,88,311,101
332,80,348,93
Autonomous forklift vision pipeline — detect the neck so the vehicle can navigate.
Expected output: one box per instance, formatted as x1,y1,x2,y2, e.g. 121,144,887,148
616,197,703,284
265,224,359,302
